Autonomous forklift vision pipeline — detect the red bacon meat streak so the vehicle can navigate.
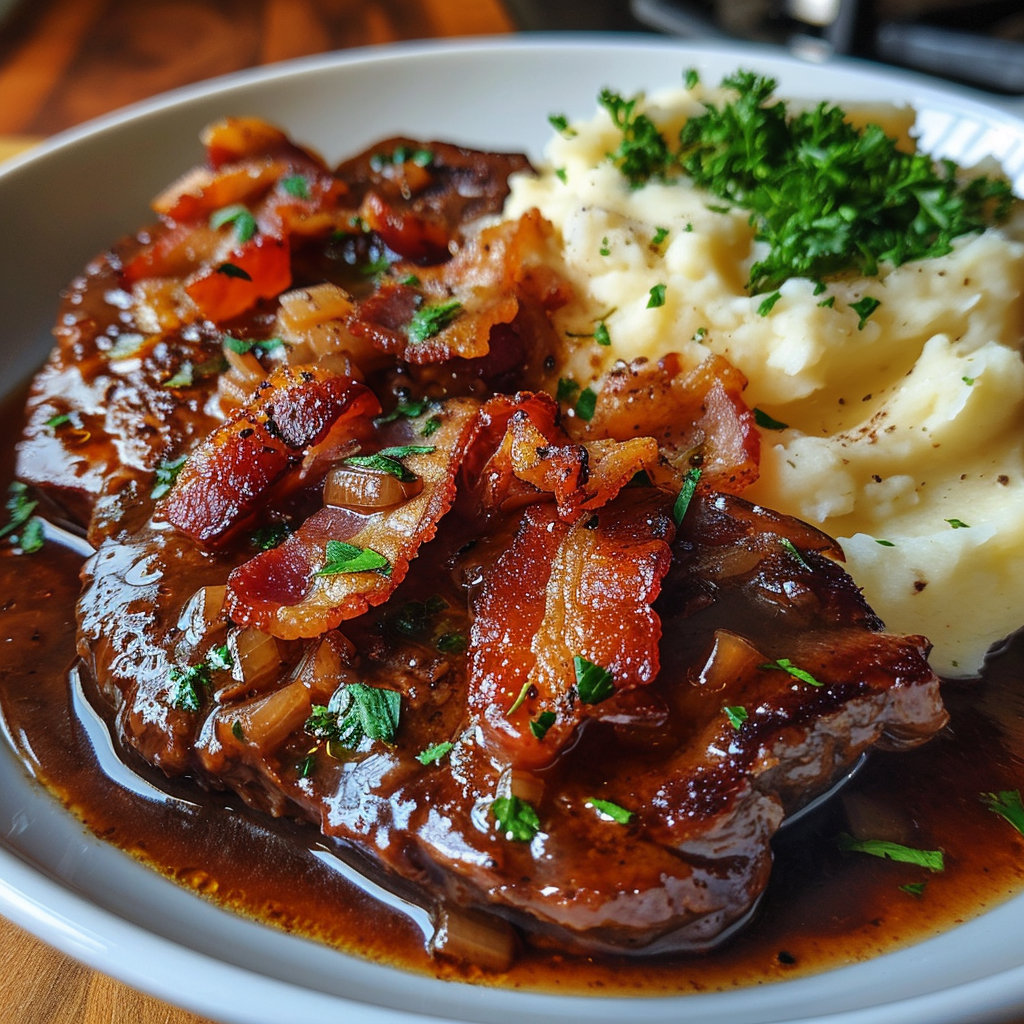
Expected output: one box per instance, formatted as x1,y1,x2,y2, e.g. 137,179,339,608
15,119,947,964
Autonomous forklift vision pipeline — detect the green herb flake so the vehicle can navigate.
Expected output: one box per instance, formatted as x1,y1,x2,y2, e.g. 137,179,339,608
436,632,467,655
548,113,576,137
646,283,667,308
593,321,611,347
588,798,634,825
900,881,928,897
231,719,245,741
574,387,597,422
724,705,749,730
981,789,1024,837
599,236,611,256
223,335,286,356
207,644,233,672
574,656,615,705
945,518,970,529
250,521,291,551
760,657,823,687
374,398,429,425
875,538,896,547
754,407,788,431
44,412,73,432
316,539,391,577
491,794,541,842
507,681,532,716
529,710,557,740
818,295,836,308
757,290,782,316
209,204,257,243
672,466,702,526
693,326,708,342
361,254,392,280
215,262,252,281
17,518,44,554
0,482,39,543
280,174,311,199
343,444,435,482
298,753,317,778
555,167,568,184
168,663,211,713
651,226,670,249
407,299,463,344
400,273,421,287
150,454,188,499
306,683,401,747
837,833,945,872
163,362,195,389
416,741,454,765
556,377,580,403
851,296,881,330
962,375,976,386
107,333,147,359
684,68,700,90
598,88,673,187
780,537,812,571
421,415,442,438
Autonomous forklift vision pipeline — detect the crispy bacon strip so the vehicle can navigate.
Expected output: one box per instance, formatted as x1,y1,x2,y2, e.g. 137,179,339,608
464,391,661,522
348,210,569,364
225,398,480,640
468,489,674,769
584,353,760,495
161,366,379,546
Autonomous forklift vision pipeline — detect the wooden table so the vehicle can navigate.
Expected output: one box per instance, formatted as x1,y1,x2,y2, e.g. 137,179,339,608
0,2,513,1019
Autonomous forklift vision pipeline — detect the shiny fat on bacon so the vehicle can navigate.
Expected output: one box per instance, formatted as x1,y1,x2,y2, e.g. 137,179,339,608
225,399,480,640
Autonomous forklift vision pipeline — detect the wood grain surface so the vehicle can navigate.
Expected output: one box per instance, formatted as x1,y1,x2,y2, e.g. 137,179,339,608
0,3,513,1019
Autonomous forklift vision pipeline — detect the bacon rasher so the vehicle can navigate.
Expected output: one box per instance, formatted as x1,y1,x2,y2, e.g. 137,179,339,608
225,398,480,640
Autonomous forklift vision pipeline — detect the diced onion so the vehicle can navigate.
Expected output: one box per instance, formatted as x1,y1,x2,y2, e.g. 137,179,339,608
695,629,763,692
323,463,422,510
841,791,916,846
497,766,545,806
220,678,311,752
225,628,283,694
223,346,265,383
293,634,359,702
177,585,227,643
278,283,353,331
430,905,517,972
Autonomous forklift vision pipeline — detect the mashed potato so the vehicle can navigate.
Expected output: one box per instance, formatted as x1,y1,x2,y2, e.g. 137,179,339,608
504,82,1024,678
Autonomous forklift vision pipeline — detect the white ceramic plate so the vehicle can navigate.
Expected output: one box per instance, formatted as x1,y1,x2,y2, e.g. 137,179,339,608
1,36,1023,1024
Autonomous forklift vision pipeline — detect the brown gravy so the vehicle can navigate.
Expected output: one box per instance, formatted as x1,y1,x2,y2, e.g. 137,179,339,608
0,409,1022,996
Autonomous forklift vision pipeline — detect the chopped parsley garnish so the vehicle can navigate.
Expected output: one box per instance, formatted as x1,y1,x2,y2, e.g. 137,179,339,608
223,335,286,356
757,290,782,316
343,445,435,482
837,833,945,872
599,236,611,256
306,683,401,747
548,113,576,137
168,663,211,713
390,595,447,637
44,412,73,432
400,273,421,287
555,167,568,184
574,387,597,422
646,283,667,308
0,482,44,552
530,710,556,740
407,299,463,344
215,262,252,281
574,656,615,704
593,321,611,346
491,795,541,842
945,518,970,529
588,798,634,824
163,362,195,388
651,226,669,248
672,466,702,526
374,398,430,425
507,681,532,716
436,632,467,655
850,296,881,329
209,204,257,243
416,741,454,765
981,789,1024,837
684,68,700,90
361,254,392,280
207,644,233,672
151,454,188,499
107,332,147,359
299,753,317,778
556,377,580,403
780,537,812,571
900,881,928,897
875,538,895,547
280,174,311,199
724,705,749,729
596,71,1013,292
754,407,788,431
231,720,245,741
315,539,391,577
818,295,836,308
760,657,823,687
421,415,442,438
250,520,291,550
598,88,673,187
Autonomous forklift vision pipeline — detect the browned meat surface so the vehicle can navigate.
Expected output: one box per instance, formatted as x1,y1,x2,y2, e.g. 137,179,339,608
16,118,947,963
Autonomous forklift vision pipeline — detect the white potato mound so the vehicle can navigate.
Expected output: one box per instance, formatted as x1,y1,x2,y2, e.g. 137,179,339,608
503,83,1024,678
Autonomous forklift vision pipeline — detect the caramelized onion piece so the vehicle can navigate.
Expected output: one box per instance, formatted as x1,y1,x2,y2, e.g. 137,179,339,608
223,628,283,697
431,906,517,973
323,463,423,509
177,585,227,644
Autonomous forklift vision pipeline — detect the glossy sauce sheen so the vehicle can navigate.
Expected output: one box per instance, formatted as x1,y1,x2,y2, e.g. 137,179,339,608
1,409,1023,994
